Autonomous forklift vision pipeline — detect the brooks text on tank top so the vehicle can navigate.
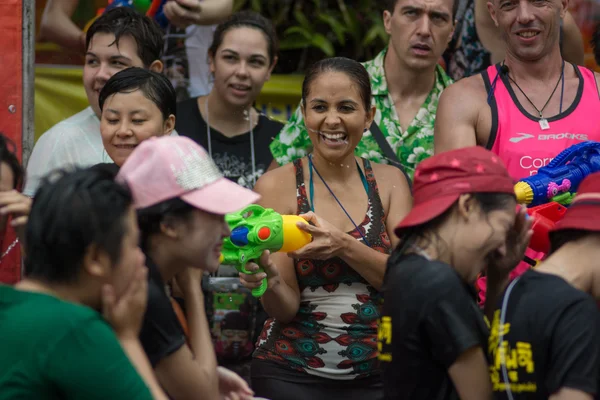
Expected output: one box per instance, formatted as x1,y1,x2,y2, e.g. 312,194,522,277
253,158,391,380
484,63,600,180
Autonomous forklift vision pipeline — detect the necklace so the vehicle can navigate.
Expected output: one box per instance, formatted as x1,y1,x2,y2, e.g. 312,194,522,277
204,97,257,187
507,60,565,131
307,154,370,246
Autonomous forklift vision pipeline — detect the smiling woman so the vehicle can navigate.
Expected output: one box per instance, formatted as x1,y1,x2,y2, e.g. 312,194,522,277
238,57,412,400
175,10,284,190
98,67,177,167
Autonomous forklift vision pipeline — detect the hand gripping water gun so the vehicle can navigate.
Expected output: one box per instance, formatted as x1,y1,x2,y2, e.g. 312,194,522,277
220,205,312,297
85,0,169,32
515,141,600,207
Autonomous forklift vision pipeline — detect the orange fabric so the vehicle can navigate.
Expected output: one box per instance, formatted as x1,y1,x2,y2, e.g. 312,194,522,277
170,297,190,344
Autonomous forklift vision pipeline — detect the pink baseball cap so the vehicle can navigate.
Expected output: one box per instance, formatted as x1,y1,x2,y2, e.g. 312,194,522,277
116,136,260,214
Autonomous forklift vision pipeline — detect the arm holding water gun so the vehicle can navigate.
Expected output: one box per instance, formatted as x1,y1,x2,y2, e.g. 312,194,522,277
514,141,600,253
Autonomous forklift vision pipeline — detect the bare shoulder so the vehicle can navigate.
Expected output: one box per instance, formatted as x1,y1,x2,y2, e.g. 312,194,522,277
594,71,600,88
369,162,411,201
253,162,298,215
369,162,409,186
440,74,488,104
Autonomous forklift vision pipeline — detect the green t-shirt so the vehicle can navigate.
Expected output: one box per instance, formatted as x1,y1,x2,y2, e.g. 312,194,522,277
0,285,153,400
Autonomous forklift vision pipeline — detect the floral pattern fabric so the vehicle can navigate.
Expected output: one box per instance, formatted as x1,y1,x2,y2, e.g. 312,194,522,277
269,48,453,180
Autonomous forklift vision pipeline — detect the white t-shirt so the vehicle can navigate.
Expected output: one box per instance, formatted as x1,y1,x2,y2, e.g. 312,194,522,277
25,107,103,196
185,24,216,97
25,106,178,197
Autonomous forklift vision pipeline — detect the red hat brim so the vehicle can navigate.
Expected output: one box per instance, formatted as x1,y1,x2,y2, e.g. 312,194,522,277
394,193,460,237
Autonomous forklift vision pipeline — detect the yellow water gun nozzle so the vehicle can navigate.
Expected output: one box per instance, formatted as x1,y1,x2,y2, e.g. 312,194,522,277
514,181,534,205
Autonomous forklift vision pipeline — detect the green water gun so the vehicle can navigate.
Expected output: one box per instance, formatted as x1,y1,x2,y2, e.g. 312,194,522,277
220,205,312,297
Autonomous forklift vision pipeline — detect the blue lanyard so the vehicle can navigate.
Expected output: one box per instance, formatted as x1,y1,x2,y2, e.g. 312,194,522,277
307,154,370,246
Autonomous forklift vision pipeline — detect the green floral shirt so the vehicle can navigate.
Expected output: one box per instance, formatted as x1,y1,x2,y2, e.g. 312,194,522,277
269,48,453,179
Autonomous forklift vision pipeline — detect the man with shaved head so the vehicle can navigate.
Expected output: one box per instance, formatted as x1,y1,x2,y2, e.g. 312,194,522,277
435,0,600,180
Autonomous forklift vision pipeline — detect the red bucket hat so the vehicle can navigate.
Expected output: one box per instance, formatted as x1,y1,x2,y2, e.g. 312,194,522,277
395,146,515,237
551,172,600,233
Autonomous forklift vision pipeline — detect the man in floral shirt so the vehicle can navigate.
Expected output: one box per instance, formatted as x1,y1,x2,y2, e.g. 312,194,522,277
269,0,457,179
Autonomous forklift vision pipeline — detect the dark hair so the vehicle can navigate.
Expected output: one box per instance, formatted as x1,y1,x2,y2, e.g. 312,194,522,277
24,165,133,284
394,192,516,256
0,133,24,190
137,197,196,251
86,7,164,67
302,57,372,111
208,10,278,65
548,229,592,255
383,0,459,21
98,67,177,120
592,23,600,66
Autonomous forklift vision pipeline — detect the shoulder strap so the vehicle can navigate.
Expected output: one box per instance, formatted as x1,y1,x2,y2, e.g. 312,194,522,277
369,121,412,191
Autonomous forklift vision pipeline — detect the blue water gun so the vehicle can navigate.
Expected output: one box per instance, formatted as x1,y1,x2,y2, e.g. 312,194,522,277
515,141,600,207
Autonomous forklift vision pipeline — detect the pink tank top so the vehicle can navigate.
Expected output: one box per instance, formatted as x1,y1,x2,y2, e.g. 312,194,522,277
475,65,600,305
485,63,600,179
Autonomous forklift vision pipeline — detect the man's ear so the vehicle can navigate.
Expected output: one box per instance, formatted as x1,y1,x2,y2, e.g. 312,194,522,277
82,243,112,280
487,1,499,27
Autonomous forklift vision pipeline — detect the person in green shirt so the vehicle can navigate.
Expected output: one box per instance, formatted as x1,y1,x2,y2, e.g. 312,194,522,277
0,165,168,400
269,0,457,180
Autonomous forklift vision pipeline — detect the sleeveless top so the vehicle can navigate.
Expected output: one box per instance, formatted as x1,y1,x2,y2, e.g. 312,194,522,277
484,63,600,180
253,158,392,380
475,64,600,303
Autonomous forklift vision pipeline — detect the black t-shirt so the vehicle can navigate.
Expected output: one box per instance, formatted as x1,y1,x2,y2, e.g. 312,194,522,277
379,253,489,400
139,257,187,367
176,98,283,189
488,269,600,399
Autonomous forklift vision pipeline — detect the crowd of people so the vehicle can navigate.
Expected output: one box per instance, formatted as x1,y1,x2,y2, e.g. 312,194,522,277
1,0,600,399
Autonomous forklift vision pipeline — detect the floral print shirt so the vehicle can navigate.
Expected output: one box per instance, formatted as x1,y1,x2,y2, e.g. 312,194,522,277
269,48,453,179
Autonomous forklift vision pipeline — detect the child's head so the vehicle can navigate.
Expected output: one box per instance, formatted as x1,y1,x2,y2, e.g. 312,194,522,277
84,7,164,117
99,67,176,167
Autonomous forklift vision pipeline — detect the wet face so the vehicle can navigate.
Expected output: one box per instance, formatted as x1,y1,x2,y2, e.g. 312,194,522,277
487,0,567,61
302,71,374,164
175,209,231,273
0,162,14,233
209,27,275,108
384,0,455,71
84,33,146,118
100,89,175,166
452,196,517,282
111,207,146,299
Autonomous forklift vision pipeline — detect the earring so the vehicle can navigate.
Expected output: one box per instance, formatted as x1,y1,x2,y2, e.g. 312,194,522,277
363,128,368,133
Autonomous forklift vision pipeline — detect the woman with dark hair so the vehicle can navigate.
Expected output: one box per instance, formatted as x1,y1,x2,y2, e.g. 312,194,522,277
239,56,412,399
117,135,259,400
99,67,177,167
485,173,600,400
176,10,283,189
380,146,532,400
0,133,31,283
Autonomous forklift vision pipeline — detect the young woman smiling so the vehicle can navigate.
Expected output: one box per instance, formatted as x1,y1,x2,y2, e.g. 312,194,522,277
99,67,177,167
175,10,283,189
239,57,412,400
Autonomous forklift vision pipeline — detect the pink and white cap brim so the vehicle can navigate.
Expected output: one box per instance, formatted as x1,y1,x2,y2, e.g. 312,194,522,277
180,176,261,215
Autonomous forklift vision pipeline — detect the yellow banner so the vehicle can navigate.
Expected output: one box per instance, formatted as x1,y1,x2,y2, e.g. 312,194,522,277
34,65,303,142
